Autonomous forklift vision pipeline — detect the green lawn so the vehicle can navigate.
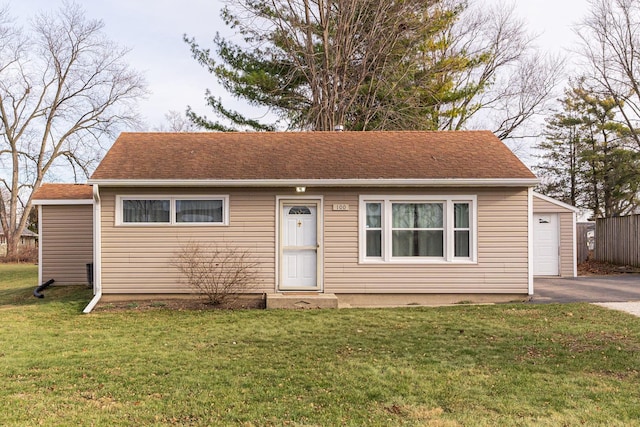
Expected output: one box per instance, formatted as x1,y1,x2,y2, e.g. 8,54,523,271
2,264,640,426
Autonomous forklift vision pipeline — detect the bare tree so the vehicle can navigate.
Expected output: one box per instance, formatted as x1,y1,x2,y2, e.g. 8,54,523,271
446,1,564,139
576,0,640,148
153,110,199,132
0,3,146,258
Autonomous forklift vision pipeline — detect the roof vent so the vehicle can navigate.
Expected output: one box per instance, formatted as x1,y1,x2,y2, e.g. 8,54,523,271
334,125,344,132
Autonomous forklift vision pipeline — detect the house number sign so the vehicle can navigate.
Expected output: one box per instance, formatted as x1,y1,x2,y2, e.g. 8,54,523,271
332,204,349,211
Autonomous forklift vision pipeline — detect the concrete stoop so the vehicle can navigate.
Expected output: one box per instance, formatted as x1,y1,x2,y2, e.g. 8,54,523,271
266,293,339,309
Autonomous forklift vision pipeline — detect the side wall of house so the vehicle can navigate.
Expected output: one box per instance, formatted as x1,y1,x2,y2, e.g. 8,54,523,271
99,186,530,295
41,204,94,285
532,196,575,277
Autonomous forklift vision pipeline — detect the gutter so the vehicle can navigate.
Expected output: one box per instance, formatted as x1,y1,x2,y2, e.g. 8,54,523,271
83,184,102,314
88,177,540,188
527,188,534,296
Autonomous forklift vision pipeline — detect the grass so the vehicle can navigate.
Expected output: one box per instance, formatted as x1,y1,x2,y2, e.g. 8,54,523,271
2,264,640,426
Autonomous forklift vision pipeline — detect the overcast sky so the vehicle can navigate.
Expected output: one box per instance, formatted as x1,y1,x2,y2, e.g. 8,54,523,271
11,0,589,131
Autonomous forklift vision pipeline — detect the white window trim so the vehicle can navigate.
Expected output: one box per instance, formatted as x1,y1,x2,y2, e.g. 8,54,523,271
116,195,229,226
358,195,477,264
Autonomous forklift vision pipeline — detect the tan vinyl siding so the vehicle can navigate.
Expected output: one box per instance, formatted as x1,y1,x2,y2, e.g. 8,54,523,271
557,214,574,276
41,204,93,284
100,187,530,295
324,188,529,294
100,188,276,294
532,196,574,213
533,195,575,277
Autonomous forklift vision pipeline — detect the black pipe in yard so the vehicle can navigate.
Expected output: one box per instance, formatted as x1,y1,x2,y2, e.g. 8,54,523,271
33,279,55,298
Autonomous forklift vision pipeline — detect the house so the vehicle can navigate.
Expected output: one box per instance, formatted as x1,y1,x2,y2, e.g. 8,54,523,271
32,131,578,312
0,229,38,256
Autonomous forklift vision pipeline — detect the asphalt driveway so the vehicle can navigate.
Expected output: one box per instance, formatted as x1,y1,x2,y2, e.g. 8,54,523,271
532,274,640,303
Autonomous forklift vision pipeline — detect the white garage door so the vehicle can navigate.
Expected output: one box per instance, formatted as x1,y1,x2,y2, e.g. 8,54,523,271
533,213,559,276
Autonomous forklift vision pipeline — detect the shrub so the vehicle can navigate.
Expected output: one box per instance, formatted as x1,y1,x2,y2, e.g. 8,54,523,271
174,241,258,305
1,245,38,263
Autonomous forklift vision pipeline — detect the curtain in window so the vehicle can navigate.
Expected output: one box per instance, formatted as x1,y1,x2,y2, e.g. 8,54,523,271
365,203,382,257
392,230,443,256
392,203,443,228
366,203,381,228
123,200,170,223
454,203,469,228
392,203,443,256
176,200,223,223
454,203,470,257
454,231,469,257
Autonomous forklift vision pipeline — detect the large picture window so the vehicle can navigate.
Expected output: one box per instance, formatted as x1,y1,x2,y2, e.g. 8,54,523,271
392,203,444,257
118,196,228,225
360,196,476,263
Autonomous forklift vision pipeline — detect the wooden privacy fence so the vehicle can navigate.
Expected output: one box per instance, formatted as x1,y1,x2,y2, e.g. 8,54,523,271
595,215,640,267
576,222,595,264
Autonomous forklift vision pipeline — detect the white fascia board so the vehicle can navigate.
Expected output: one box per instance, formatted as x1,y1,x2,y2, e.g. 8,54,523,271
532,192,580,213
88,178,540,187
33,199,93,205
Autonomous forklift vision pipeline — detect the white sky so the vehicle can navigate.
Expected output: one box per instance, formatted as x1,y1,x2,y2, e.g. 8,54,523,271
11,0,589,131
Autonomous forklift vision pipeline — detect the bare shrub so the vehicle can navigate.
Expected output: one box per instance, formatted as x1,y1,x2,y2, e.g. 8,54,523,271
173,241,259,306
1,245,38,263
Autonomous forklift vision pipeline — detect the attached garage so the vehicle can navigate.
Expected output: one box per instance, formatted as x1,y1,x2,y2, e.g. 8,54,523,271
532,192,579,277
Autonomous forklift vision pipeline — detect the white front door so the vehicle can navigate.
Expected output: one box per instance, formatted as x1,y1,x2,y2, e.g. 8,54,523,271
533,213,559,276
280,202,319,289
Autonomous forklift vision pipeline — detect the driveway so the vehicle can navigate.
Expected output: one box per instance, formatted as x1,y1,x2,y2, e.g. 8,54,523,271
532,274,640,303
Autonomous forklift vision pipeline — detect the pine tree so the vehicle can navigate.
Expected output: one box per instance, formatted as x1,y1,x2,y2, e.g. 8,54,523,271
184,0,559,135
536,80,640,218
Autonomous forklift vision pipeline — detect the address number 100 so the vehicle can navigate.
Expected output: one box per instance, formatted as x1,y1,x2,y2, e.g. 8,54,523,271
332,204,349,211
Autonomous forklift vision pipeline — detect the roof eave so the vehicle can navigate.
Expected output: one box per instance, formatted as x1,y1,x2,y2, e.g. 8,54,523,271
32,199,94,205
88,178,540,187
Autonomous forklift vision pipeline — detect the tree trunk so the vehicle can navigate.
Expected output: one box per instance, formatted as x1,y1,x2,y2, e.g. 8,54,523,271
4,230,20,260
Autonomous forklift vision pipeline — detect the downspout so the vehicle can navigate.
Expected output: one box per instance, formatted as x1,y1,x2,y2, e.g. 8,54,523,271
527,187,534,296
37,205,43,287
83,184,101,313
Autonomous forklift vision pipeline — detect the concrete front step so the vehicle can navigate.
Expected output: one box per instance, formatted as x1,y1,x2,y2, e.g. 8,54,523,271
266,292,338,309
